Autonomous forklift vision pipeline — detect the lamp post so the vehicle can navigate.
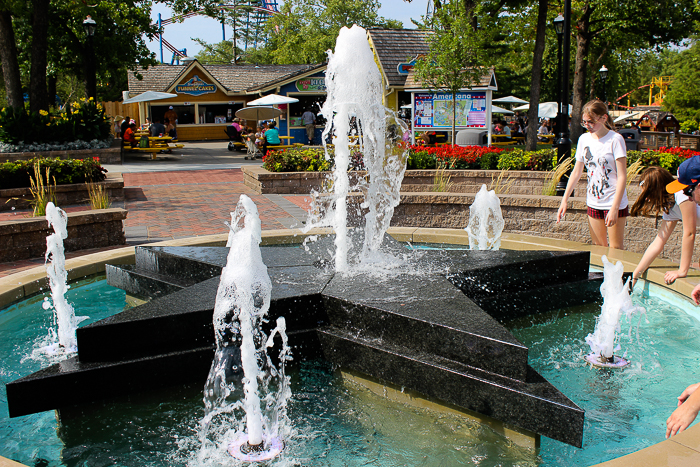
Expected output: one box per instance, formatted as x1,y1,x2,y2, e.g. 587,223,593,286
599,65,608,105
83,15,97,100
554,8,571,196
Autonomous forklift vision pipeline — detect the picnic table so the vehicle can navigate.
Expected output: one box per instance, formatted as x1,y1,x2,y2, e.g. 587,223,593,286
491,134,517,147
125,135,185,160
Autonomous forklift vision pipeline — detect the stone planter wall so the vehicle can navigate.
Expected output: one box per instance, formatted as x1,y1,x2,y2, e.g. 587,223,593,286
0,208,128,262
388,192,688,263
0,172,124,212
243,166,643,200
0,139,122,164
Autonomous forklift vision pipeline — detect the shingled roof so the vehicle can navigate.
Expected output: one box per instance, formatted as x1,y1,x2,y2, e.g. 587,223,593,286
404,67,497,90
127,63,322,96
367,28,431,88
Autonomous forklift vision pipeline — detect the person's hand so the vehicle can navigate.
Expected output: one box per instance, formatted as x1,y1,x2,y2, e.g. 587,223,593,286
664,270,686,285
605,209,618,227
557,201,567,223
692,283,700,305
666,383,700,438
678,383,700,406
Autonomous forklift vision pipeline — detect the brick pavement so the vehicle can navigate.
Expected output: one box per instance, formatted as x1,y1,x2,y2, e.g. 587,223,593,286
0,168,308,276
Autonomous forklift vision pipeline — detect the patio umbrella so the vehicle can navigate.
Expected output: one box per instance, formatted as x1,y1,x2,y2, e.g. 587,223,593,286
247,94,299,106
235,106,283,121
123,91,177,104
513,102,571,119
613,111,643,123
492,96,528,105
491,105,514,115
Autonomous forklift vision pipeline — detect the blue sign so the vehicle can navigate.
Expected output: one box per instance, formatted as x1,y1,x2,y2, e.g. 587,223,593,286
176,75,216,96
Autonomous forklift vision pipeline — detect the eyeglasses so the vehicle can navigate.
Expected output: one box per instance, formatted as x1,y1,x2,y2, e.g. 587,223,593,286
683,185,696,198
580,118,598,128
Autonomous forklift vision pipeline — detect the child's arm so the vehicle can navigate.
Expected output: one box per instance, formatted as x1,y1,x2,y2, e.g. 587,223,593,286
667,382,700,438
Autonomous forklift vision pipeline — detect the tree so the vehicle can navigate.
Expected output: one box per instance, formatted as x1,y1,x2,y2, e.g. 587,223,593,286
258,0,402,64
413,0,492,145
524,0,549,151
0,0,158,111
663,40,700,121
568,0,700,143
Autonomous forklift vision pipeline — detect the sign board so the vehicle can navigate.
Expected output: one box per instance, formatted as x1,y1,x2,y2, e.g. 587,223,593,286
296,77,326,92
397,59,417,75
413,92,487,128
176,75,217,96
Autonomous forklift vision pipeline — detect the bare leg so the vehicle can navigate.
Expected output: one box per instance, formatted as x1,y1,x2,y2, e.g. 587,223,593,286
588,216,608,247
608,217,627,250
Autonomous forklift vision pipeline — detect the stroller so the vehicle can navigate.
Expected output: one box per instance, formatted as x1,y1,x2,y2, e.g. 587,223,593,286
225,126,243,151
244,136,263,160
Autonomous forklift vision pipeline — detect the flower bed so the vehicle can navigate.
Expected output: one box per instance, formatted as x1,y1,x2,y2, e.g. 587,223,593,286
261,144,700,174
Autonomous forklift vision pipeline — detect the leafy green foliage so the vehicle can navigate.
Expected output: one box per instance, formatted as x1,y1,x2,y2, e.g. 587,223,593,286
0,98,110,144
263,147,334,172
0,157,107,189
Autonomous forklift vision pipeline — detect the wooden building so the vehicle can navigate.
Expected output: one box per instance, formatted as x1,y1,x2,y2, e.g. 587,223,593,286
636,109,681,134
126,60,325,141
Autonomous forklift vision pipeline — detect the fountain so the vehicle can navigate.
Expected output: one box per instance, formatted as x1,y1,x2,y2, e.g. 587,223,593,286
196,195,289,462
465,184,505,250
315,24,409,271
7,24,600,457
584,255,647,368
32,202,83,357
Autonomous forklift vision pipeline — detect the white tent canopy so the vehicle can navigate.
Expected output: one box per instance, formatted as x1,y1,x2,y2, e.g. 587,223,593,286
123,91,177,104
492,105,514,115
492,95,528,104
247,94,299,106
613,111,644,123
513,102,571,119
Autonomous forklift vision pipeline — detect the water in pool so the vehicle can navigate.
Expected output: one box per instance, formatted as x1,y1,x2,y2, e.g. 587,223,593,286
1,276,699,466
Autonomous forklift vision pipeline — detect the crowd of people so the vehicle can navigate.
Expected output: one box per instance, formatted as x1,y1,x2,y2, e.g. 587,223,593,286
227,118,283,156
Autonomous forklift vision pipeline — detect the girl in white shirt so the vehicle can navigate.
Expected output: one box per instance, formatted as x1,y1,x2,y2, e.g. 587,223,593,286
557,100,628,249
630,166,700,287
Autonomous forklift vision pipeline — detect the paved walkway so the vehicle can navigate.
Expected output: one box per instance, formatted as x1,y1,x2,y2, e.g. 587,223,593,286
0,141,313,277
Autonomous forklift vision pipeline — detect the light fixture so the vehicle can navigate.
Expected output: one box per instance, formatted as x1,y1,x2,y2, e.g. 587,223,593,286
553,14,564,36
599,65,608,81
83,15,96,37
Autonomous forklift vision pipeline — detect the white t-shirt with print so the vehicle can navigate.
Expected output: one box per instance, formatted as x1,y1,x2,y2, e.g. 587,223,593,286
575,131,629,210
662,191,700,224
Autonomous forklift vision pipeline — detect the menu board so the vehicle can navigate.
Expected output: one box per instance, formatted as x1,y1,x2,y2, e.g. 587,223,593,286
414,92,487,128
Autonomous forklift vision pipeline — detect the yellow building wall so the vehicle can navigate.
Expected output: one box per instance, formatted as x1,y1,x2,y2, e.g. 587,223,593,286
176,125,231,141
367,33,399,112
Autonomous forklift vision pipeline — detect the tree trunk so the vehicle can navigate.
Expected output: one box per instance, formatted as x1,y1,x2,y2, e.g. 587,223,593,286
29,0,50,112
525,0,548,151
0,10,23,109
570,3,593,145
48,74,56,108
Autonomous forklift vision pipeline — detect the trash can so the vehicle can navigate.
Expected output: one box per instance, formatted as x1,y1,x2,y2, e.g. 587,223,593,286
618,129,640,151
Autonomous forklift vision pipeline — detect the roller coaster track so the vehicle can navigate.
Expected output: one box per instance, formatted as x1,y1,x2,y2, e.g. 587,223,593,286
155,1,280,63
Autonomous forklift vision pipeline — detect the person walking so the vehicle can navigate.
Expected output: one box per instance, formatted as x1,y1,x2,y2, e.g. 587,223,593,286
557,100,629,249
302,108,316,145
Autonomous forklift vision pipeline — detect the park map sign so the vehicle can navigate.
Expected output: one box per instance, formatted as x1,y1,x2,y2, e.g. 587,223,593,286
414,92,487,128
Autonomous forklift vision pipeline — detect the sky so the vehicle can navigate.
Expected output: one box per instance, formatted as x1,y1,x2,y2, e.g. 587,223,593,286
146,0,428,62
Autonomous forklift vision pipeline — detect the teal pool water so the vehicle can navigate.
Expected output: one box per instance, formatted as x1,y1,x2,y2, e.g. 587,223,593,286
1,275,699,466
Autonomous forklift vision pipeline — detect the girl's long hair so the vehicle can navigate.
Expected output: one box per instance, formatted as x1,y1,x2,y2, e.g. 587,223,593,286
582,99,615,131
630,166,676,216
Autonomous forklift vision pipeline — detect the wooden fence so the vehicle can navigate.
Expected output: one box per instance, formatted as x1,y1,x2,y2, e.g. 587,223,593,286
101,101,140,135
639,131,700,150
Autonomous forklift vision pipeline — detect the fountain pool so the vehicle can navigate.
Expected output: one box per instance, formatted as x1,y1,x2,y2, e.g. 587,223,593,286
2,257,700,466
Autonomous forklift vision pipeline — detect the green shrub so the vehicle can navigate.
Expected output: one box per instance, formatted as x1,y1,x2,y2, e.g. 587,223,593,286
0,157,107,189
479,151,499,170
407,148,437,169
497,149,529,170
262,147,334,172
0,98,110,145
527,148,557,171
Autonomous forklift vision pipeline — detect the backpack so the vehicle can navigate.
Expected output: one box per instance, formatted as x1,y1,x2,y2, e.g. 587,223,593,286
139,136,149,148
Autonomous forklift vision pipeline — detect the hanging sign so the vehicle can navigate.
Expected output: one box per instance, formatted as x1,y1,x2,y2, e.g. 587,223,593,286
296,77,326,92
176,75,216,96
414,92,487,128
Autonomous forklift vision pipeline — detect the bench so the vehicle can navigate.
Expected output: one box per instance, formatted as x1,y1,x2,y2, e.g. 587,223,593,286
491,141,517,147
